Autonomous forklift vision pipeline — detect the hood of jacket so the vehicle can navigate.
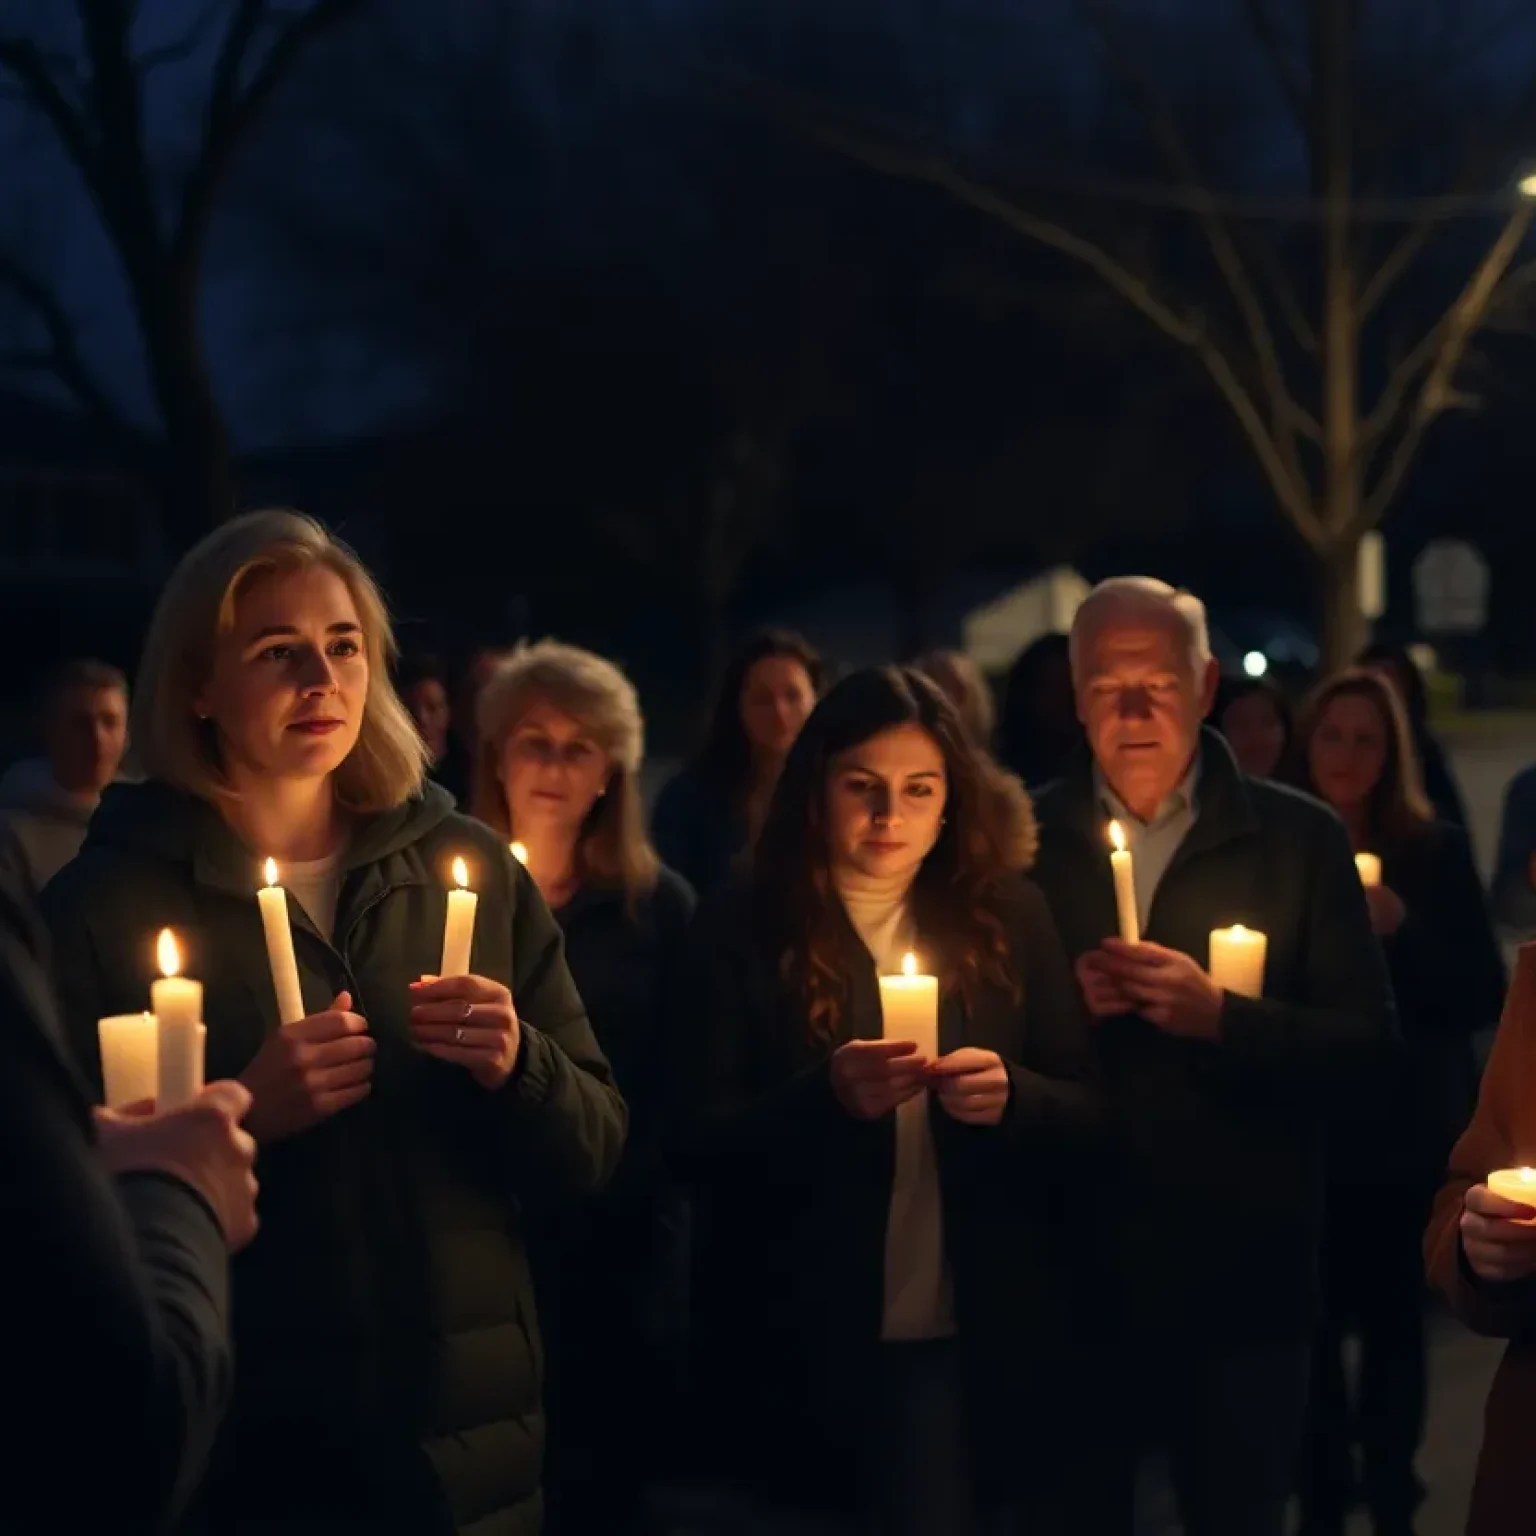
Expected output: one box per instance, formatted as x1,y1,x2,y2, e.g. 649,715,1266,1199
0,757,100,828
84,778,458,891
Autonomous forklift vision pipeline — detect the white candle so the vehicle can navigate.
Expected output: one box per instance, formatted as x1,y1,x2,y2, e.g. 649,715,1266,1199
1108,820,1140,944
1355,852,1382,887
258,858,306,1025
440,856,478,979
1488,1167,1536,1223
510,842,529,866
878,952,939,1059
151,929,206,1110
1209,924,1268,998
98,1013,158,1109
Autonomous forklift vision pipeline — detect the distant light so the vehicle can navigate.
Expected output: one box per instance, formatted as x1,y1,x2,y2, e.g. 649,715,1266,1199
1520,172,1536,200
1242,651,1268,678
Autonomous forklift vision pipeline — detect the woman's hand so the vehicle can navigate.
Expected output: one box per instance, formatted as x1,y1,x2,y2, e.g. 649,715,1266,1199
928,1048,1011,1126
239,992,374,1143
829,1039,929,1120
409,974,522,1090
1462,1183,1536,1283
1364,883,1407,937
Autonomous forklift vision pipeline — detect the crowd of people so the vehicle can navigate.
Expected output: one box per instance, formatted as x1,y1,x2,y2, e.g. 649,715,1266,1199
7,507,1536,1536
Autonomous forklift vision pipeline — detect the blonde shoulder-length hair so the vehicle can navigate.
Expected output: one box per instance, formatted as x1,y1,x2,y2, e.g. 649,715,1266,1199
472,640,660,908
133,508,429,813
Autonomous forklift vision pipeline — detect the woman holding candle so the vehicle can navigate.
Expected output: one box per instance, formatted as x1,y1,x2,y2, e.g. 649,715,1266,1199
675,665,1097,1535
472,639,695,1535
651,628,823,898
1294,667,1505,1536
42,509,626,1536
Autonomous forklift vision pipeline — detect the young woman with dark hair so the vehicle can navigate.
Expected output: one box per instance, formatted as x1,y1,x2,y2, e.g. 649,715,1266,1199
674,665,1097,1535
651,629,822,897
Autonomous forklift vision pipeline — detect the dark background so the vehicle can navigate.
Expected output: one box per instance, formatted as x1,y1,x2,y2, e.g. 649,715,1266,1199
2,0,1535,748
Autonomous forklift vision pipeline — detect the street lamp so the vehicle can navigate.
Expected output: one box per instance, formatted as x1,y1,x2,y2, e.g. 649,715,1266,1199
1520,172,1536,200
1242,651,1269,679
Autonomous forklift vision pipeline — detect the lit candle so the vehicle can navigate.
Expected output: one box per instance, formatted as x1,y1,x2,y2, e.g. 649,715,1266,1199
440,856,478,979
98,1013,158,1109
258,858,306,1025
877,952,939,1059
1108,820,1140,944
1488,1167,1536,1223
510,842,529,866
1355,852,1382,888
1209,924,1268,998
152,929,206,1110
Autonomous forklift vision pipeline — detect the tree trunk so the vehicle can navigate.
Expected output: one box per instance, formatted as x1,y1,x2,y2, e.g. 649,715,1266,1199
1319,536,1368,672
142,282,235,547
1314,0,1364,674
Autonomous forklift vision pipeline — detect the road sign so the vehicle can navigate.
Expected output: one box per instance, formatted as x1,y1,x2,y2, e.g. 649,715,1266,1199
1413,539,1489,635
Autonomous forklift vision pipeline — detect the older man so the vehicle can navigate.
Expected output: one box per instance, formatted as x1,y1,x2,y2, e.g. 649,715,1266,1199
1030,577,1396,1536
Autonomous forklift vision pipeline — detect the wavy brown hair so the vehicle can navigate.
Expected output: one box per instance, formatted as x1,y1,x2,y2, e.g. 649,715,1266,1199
753,665,1036,1047
1297,667,1434,850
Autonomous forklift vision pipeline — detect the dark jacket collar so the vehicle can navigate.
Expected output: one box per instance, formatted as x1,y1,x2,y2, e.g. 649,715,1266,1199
85,779,458,897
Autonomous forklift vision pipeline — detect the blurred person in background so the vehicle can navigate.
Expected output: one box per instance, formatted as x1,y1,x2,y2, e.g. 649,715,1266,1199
0,658,129,889
1295,668,1504,1536
996,634,1083,791
1214,676,1300,783
652,629,823,898
1358,642,1468,830
474,639,695,1536
396,655,453,777
912,650,997,750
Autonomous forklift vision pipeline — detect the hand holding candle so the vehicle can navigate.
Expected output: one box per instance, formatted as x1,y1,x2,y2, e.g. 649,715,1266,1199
153,929,206,1110
258,858,306,1026
1100,937,1224,1038
440,857,478,979
831,951,938,1121
877,952,938,1060
1463,1171,1536,1281
1107,821,1139,944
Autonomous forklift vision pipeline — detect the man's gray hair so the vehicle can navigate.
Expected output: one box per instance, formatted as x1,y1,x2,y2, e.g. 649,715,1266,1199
1069,576,1214,683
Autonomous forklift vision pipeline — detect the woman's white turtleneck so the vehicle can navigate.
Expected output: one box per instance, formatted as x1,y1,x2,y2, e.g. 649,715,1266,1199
834,866,957,1343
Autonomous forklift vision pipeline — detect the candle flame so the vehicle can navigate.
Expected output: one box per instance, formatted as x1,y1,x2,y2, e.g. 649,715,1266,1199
452,856,469,890
264,856,279,887
1519,1168,1536,1184
157,928,181,979
1108,819,1126,853
902,952,917,978
1230,924,1249,936
510,842,528,866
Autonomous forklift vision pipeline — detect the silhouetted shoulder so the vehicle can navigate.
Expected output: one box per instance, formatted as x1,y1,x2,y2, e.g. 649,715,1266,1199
650,863,697,929
1243,775,1338,835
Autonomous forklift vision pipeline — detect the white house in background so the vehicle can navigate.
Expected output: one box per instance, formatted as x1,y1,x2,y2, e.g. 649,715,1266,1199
962,567,1091,672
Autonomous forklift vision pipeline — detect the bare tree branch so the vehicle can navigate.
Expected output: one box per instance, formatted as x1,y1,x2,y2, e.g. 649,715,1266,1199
1077,0,1310,503
1357,204,1535,533
175,0,364,274
1359,217,1436,318
1245,230,1319,352
0,250,128,432
1240,0,1311,131
786,108,1322,548
0,37,98,193
137,0,224,75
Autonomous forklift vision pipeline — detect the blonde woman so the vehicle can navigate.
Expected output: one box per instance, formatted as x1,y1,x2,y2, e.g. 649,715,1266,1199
473,640,695,1535
42,511,626,1536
